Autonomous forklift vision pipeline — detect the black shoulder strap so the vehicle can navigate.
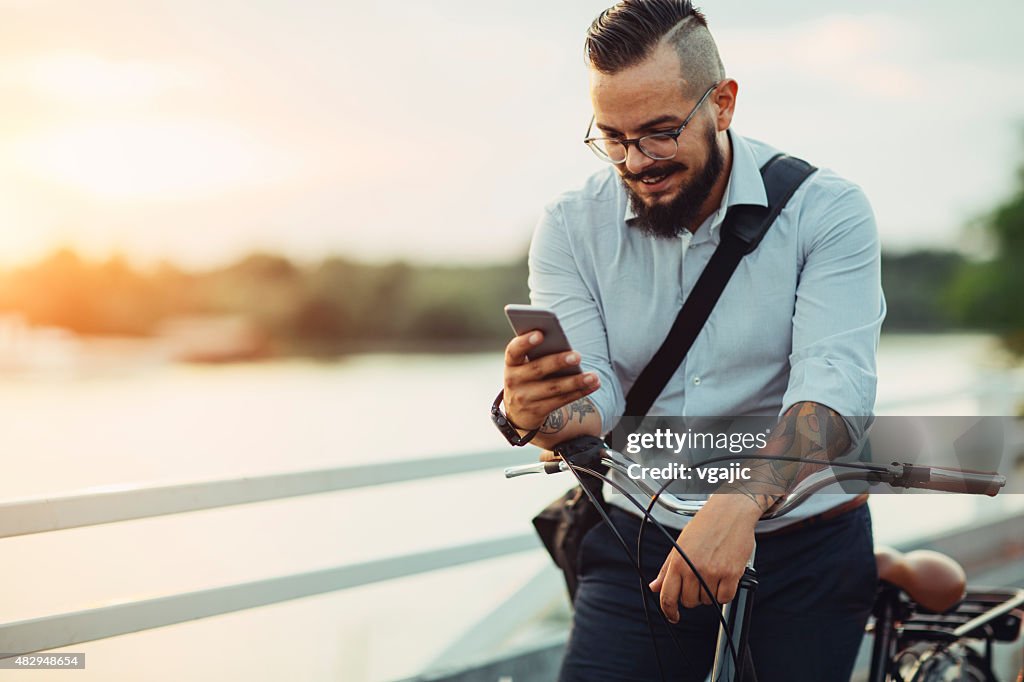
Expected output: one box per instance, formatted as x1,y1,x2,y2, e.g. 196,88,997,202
609,153,816,443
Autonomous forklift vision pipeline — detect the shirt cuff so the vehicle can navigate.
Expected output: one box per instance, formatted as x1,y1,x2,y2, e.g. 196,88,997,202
580,363,623,436
781,356,876,441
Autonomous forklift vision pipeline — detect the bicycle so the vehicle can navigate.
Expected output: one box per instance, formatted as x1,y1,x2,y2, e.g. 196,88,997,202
505,436,1024,682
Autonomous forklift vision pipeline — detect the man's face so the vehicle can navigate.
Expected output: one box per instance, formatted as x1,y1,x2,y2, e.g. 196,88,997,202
589,43,725,238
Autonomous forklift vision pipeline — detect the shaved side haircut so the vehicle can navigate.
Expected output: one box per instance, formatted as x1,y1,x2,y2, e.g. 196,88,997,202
585,0,725,98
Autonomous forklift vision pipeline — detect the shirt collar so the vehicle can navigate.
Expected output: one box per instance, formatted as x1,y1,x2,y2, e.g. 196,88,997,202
623,129,768,236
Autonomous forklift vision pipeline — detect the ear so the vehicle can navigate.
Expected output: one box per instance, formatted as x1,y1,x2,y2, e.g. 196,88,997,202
711,79,738,132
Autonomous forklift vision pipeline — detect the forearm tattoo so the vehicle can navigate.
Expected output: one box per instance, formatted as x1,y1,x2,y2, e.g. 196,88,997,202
540,398,597,434
720,401,852,512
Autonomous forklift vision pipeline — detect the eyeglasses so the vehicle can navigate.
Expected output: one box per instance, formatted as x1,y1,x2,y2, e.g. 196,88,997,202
583,82,719,164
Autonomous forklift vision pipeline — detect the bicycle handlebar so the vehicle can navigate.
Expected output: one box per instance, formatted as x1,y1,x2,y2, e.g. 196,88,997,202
504,442,1006,520
889,464,1005,496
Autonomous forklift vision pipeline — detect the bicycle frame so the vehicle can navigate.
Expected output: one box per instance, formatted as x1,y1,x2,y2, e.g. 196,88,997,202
713,562,758,682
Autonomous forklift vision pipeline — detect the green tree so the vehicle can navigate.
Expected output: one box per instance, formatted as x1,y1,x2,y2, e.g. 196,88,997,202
882,251,965,331
948,150,1024,355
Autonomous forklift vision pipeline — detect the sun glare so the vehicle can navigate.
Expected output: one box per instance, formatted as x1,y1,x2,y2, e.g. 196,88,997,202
12,120,291,201
2,53,292,202
20,53,193,106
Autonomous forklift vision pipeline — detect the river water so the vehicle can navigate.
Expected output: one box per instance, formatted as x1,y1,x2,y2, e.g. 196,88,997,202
0,333,1020,681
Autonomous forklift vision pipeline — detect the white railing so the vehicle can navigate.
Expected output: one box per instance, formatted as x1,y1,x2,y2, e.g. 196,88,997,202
0,449,543,659
0,450,523,539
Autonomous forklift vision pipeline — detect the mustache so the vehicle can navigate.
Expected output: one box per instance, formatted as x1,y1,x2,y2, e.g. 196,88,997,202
621,162,686,183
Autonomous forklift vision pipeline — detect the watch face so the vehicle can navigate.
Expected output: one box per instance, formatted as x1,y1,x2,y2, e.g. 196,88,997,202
493,409,523,445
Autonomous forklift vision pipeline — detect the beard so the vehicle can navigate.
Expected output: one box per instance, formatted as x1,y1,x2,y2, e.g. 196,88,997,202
622,124,725,239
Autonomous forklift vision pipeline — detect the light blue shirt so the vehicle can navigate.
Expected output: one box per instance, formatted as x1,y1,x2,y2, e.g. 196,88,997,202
528,130,886,530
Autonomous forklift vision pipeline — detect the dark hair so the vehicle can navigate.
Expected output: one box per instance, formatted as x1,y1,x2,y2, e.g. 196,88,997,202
585,0,721,92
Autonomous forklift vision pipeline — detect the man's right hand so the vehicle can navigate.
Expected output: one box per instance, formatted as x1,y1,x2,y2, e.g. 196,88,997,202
502,331,601,432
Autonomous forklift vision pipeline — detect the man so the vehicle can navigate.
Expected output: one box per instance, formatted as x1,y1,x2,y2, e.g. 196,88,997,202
497,1,885,680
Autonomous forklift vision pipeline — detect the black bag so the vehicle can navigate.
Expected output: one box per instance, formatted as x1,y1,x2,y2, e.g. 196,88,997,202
530,437,608,600
531,154,816,602
532,485,603,600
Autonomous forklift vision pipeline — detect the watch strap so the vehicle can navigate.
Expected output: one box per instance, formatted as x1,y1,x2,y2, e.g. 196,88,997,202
491,389,540,446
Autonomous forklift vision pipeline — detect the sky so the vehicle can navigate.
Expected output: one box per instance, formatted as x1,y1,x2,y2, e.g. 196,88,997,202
0,0,1021,269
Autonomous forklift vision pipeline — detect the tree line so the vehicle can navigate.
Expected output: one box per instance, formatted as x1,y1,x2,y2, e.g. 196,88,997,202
2,147,1021,358
0,245,1010,357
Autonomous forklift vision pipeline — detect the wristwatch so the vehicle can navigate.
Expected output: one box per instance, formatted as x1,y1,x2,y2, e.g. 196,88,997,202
491,389,540,447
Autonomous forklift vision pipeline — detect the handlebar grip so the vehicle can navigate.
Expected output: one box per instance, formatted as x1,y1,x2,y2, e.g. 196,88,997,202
504,461,567,478
896,465,1005,496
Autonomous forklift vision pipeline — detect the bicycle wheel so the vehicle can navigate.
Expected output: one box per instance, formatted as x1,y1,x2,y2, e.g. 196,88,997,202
898,641,995,682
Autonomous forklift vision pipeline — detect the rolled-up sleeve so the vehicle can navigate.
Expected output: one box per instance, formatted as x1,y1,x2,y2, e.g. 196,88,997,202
781,182,886,440
528,202,625,433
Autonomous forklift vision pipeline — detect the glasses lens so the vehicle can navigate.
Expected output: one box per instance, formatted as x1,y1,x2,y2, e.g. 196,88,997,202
638,134,677,161
587,139,626,163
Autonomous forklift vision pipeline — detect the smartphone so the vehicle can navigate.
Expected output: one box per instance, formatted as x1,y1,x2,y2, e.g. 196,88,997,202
504,304,582,378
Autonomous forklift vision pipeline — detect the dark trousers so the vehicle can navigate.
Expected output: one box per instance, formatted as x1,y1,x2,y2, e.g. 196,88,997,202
559,503,877,682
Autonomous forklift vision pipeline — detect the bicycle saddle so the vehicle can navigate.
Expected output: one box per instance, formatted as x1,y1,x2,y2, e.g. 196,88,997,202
874,546,966,613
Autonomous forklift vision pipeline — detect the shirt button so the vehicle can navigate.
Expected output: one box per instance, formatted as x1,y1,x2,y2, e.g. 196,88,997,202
689,243,697,249
692,376,701,385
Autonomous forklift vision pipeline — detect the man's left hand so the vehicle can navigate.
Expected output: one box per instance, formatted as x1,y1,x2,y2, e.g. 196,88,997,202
649,494,762,622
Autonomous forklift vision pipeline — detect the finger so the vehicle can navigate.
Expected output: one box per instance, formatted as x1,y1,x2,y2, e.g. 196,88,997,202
538,450,560,463
717,577,738,605
659,565,682,624
504,332,543,367
680,565,703,609
515,351,583,383
510,378,598,421
522,373,599,407
649,563,667,592
699,579,719,606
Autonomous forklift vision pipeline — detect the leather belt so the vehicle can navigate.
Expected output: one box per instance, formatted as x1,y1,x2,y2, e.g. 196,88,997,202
755,493,869,538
